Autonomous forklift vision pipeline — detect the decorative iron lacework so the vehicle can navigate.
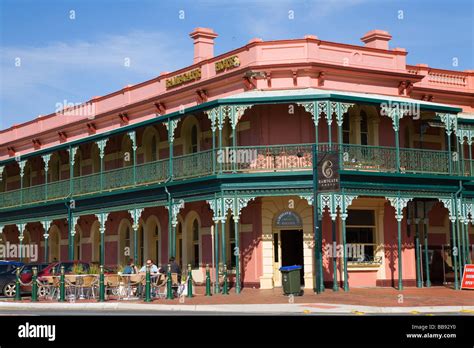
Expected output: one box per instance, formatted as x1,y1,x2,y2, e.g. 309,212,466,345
128,208,144,229
127,131,137,150
456,125,474,145
42,154,52,171
165,119,179,142
386,196,412,222
343,188,452,200
436,113,458,135
231,197,254,221
204,104,254,131
206,195,255,222
95,139,108,158
68,147,78,165
295,101,354,127
164,199,185,227
70,216,80,236
95,212,110,233
18,160,26,177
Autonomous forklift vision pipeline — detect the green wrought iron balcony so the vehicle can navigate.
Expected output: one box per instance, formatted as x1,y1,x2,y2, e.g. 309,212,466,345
0,143,471,210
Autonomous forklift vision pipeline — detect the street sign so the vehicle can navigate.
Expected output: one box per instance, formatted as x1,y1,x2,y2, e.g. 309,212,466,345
461,264,474,290
317,151,340,192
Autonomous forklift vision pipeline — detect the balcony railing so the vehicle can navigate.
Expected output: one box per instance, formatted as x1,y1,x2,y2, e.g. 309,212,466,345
0,143,471,209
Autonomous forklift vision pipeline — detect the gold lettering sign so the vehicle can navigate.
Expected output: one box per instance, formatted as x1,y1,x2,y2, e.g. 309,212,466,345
215,55,240,73
166,68,202,89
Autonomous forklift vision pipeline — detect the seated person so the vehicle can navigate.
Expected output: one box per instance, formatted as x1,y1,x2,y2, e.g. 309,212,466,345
169,257,182,283
169,257,181,275
139,259,159,274
123,260,138,274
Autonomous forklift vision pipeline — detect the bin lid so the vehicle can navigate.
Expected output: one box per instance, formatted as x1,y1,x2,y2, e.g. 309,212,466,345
279,265,302,271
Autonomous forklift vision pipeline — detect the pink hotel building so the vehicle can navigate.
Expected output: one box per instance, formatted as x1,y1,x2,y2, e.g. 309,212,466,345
0,28,473,292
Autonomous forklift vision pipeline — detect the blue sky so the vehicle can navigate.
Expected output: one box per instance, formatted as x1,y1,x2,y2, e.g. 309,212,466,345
0,0,472,129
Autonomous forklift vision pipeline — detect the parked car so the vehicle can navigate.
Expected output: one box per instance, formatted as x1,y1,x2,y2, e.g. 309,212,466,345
37,261,90,279
0,267,20,297
19,263,51,292
0,261,24,274
20,263,51,283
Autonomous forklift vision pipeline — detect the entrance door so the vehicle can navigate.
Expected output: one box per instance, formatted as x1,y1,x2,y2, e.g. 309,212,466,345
281,230,304,285
273,232,282,286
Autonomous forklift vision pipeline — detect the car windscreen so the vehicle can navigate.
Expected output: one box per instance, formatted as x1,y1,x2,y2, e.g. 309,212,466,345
20,266,32,273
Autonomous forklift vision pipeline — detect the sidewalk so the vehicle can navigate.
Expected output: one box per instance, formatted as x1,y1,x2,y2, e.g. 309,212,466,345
1,286,473,314
0,301,473,315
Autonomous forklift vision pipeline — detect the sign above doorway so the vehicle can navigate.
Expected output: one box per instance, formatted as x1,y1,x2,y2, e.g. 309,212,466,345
275,211,302,228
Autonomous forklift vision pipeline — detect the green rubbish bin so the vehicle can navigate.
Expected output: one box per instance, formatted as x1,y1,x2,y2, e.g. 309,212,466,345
279,265,302,295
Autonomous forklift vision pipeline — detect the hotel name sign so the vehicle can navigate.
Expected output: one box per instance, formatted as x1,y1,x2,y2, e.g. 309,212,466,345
165,55,240,89
166,68,202,89
215,55,240,73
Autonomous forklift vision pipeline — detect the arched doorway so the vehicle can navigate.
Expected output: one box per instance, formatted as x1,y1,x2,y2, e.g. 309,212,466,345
273,210,304,286
49,225,61,262
118,219,133,265
137,224,144,266
74,227,82,261
144,216,160,265
176,219,183,267
184,212,201,269
90,221,100,263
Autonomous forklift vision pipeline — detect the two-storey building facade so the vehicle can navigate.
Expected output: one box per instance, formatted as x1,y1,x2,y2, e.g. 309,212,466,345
1,28,473,292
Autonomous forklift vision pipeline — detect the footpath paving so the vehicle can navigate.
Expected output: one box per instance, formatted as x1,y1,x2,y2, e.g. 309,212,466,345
1,286,473,314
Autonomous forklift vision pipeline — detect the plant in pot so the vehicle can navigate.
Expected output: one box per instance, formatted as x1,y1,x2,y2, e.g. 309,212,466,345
88,264,100,275
72,264,85,275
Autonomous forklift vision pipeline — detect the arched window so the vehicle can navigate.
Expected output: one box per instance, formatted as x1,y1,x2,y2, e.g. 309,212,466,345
154,225,159,263
176,222,182,266
49,154,62,181
192,219,199,267
229,217,236,267
151,135,157,162
73,150,81,177
125,228,130,247
91,146,100,174
74,232,81,260
121,226,131,265
360,111,368,146
23,165,32,188
139,226,144,265
191,125,198,153
342,113,350,144
222,121,232,147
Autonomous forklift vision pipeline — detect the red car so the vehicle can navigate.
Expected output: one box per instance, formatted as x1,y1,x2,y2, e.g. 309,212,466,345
37,261,114,281
20,263,51,284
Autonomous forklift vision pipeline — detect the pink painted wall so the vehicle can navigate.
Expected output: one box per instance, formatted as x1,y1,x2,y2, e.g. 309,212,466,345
383,202,416,286
239,104,315,146
239,199,263,286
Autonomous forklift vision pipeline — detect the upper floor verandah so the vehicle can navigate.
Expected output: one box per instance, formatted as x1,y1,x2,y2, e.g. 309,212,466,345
0,89,471,211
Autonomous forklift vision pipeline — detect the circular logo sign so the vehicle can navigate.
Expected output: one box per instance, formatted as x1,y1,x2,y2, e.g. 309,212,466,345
321,159,334,179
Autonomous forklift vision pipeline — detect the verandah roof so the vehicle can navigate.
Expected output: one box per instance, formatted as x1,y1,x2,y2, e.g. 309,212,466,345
0,88,462,165
220,88,462,113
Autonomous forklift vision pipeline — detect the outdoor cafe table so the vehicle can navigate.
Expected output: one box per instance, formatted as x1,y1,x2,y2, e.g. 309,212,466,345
117,274,144,300
73,274,99,300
